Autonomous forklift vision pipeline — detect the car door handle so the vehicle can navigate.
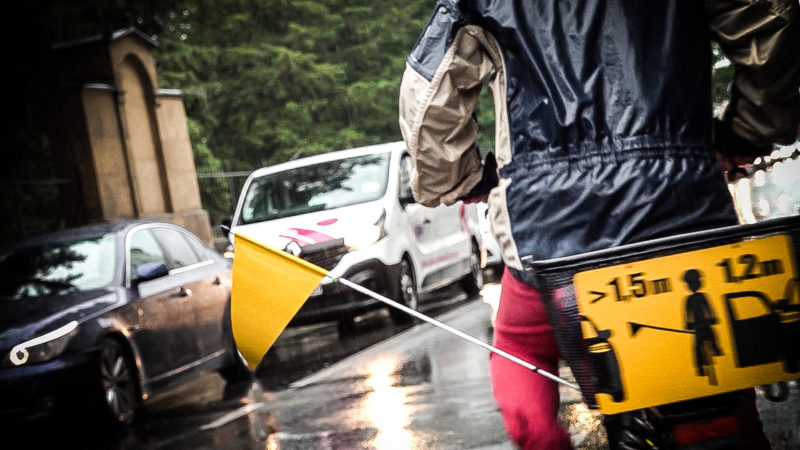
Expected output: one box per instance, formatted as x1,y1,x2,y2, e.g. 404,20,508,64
176,286,192,297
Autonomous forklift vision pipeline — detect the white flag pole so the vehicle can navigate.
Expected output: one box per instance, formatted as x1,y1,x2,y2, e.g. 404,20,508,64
332,276,581,391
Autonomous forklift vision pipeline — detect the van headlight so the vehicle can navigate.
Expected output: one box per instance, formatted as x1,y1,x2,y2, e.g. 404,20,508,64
343,210,387,251
5,321,78,367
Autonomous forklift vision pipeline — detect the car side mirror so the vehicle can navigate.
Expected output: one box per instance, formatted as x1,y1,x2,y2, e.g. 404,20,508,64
135,261,169,282
399,186,416,207
220,216,233,236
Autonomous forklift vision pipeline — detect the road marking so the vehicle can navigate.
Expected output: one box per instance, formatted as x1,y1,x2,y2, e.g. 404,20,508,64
200,402,266,430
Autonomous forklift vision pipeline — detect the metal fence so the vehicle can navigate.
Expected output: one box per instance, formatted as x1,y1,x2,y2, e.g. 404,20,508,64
0,165,255,245
195,162,253,240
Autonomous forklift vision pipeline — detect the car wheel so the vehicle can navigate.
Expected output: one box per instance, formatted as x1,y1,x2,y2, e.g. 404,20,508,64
390,259,419,325
337,315,359,336
99,338,138,425
219,348,254,384
460,242,484,297
219,301,255,383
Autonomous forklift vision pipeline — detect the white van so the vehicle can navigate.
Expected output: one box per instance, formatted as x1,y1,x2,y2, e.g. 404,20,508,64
475,202,504,269
227,141,483,332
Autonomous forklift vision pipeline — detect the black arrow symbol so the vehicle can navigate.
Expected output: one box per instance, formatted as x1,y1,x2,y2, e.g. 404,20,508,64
590,290,607,303
629,322,695,337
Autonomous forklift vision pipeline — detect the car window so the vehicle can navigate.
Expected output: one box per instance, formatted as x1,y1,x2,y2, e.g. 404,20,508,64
151,227,202,270
183,232,213,262
0,234,116,300
129,229,167,280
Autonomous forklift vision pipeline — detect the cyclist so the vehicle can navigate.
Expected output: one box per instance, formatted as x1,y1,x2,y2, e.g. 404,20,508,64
399,1,799,448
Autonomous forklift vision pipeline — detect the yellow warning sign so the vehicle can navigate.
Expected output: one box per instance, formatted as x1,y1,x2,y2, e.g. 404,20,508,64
573,234,800,414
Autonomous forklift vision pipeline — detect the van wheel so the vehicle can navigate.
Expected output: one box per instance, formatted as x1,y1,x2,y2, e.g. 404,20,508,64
460,242,484,297
390,259,418,325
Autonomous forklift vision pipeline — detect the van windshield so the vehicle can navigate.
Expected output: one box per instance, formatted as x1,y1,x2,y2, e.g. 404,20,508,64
240,152,391,224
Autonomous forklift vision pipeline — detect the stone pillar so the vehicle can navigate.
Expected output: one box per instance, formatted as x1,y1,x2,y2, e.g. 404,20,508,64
49,28,212,244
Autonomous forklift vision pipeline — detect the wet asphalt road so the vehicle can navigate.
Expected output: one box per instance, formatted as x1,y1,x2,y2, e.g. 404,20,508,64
14,272,800,449
14,275,514,449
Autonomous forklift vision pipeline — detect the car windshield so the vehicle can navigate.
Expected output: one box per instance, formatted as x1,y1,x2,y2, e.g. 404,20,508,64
0,234,117,300
240,152,390,224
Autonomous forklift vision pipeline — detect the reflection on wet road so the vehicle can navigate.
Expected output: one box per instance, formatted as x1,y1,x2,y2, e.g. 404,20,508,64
262,295,513,449
362,356,414,449
257,286,471,391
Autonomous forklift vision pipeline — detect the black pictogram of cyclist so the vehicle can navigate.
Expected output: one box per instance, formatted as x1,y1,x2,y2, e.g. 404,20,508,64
683,269,723,385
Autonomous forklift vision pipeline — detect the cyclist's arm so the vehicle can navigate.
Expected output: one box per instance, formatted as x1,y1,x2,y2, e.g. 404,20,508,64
399,3,500,207
707,0,800,156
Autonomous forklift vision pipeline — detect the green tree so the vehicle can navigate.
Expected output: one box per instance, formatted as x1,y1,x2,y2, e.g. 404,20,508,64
3,1,741,244
156,0,431,170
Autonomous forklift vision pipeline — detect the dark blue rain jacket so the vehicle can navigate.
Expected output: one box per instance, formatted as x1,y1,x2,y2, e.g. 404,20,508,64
399,0,799,273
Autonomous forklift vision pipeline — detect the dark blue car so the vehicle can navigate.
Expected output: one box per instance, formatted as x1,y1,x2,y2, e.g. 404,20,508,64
0,220,251,425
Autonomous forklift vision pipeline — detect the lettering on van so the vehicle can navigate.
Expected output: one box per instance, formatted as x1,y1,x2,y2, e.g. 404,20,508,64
421,252,459,268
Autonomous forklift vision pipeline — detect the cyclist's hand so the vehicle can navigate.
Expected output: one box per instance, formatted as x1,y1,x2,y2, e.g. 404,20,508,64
712,118,772,181
458,152,498,203
714,152,751,181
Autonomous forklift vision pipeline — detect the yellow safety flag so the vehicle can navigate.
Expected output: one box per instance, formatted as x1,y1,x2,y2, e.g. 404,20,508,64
231,232,327,369
229,234,580,391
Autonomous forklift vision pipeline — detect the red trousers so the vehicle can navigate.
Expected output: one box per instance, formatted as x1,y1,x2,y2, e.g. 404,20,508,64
490,269,771,449
490,269,572,450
